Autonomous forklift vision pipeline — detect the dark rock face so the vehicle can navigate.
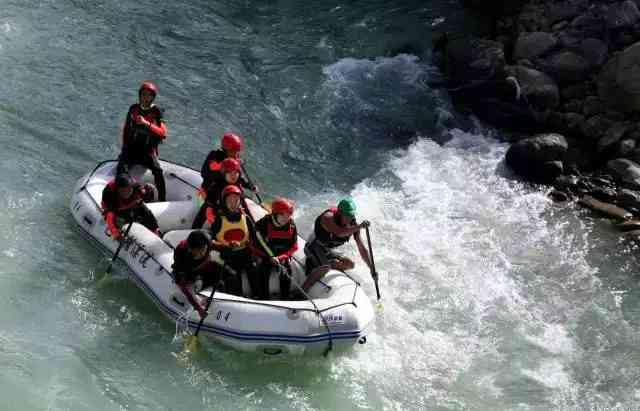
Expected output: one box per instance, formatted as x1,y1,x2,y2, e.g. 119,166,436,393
607,159,640,188
541,51,591,83
605,0,640,30
514,32,557,61
506,133,569,182
444,38,506,86
598,41,640,113
509,65,560,110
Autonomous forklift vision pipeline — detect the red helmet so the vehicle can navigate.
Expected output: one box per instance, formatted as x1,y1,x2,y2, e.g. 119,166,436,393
271,198,294,216
221,133,243,152
221,185,242,199
221,158,241,173
139,81,158,96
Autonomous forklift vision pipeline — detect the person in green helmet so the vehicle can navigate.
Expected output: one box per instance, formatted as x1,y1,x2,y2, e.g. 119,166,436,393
302,198,372,291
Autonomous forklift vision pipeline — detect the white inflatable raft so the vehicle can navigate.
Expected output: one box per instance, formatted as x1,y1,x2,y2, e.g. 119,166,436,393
69,159,375,355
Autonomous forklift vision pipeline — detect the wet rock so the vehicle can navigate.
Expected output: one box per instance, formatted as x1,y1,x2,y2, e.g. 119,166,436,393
461,0,527,16
597,123,632,154
561,83,589,100
565,99,584,113
509,65,560,110
589,185,618,202
505,133,568,182
548,189,571,204
580,38,609,67
581,115,614,141
547,2,583,24
569,13,606,40
607,158,640,188
616,139,637,157
445,37,506,86
543,51,591,83
513,32,558,61
598,41,640,113
605,0,640,30
578,195,633,220
616,219,640,231
583,96,603,116
554,174,580,192
617,188,640,210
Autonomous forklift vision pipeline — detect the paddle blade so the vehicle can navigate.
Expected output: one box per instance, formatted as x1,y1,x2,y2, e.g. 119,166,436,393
185,335,201,353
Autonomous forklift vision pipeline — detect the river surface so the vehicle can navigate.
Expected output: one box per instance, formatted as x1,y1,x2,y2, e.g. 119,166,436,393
1,1,640,410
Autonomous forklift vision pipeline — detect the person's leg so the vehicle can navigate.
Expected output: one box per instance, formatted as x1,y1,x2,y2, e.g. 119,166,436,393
133,204,160,234
279,261,292,300
148,155,166,201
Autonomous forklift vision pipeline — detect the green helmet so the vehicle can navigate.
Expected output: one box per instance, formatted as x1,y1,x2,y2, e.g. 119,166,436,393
337,198,357,218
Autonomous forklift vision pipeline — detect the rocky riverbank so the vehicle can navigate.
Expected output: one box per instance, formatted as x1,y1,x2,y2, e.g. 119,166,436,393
434,0,640,236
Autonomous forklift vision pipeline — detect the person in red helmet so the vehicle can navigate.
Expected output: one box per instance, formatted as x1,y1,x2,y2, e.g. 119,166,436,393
249,198,298,300
199,132,257,192
208,185,254,295
192,157,255,229
101,173,160,240
116,81,168,201
172,230,221,318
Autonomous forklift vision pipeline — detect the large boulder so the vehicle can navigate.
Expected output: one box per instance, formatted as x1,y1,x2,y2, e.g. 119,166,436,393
542,51,591,83
444,38,506,86
509,65,560,110
513,32,557,61
506,133,569,182
579,38,609,68
605,0,640,30
598,41,640,113
607,158,640,187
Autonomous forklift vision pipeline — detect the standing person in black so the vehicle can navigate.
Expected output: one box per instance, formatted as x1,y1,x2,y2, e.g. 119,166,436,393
249,198,298,300
172,230,221,318
117,81,168,201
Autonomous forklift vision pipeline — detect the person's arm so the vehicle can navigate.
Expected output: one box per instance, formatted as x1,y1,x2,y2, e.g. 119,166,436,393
209,217,226,251
173,247,206,317
320,212,360,237
239,175,256,192
353,231,372,270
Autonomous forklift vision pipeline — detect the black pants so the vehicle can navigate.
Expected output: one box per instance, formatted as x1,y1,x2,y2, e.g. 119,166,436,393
192,202,213,229
219,247,251,296
250,258,292,300
117,152,166,201
117,205,159,233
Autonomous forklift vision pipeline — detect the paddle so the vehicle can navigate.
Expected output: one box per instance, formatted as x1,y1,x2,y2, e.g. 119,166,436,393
240,163,263,205
103,221,134,276
184,269,220,353
364,225,381,301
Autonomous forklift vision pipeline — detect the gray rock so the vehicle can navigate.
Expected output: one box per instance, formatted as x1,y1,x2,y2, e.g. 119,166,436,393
445,38,506,85
561,83,589,99
606,0,640,30
581,115,614,140
552,21,569,31
617,139,637,157
513,32,558,61
505,133,569,182
583,96,603,116
607,158,640,187
617,188,640,209
565,99,584,113
580,38,609,67
510,65,560,110
547,2,582,24
544,51,591,83
570,13,605,39
598,123,632,153
598,41,640,113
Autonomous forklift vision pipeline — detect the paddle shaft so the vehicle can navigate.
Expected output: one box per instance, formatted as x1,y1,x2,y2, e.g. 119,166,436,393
105,222,134,275
364,226,381,300
240,163,263,204
192,265,222,338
